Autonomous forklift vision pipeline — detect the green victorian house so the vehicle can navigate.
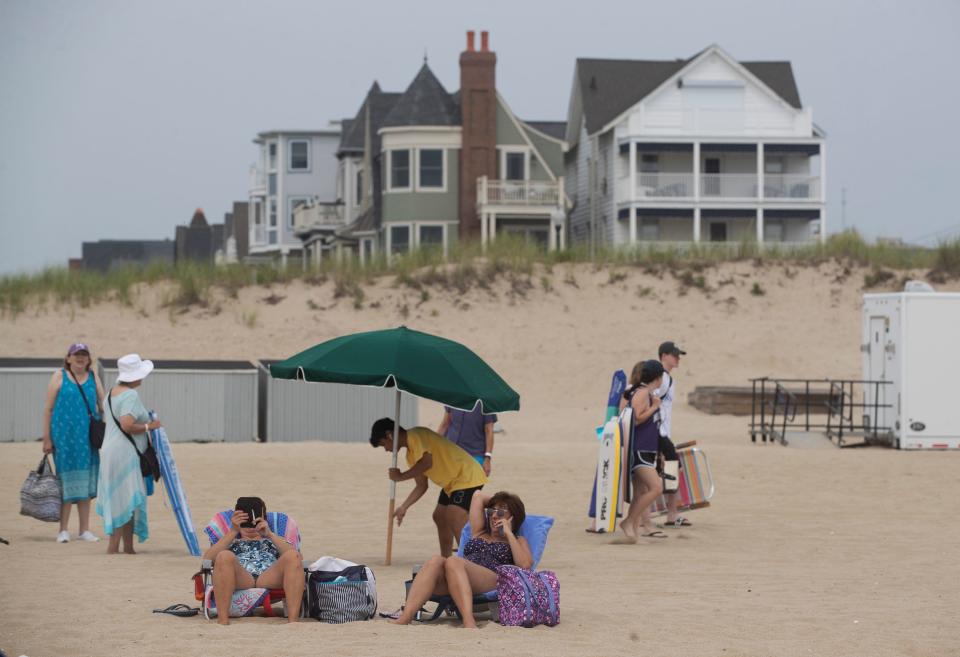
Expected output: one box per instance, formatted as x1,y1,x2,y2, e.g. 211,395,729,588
296,31,568,265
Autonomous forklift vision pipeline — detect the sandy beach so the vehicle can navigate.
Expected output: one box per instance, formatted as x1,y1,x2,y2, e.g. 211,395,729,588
2,261,958,657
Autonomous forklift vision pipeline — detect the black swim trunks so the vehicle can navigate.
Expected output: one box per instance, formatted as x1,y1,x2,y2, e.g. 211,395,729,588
437,485,483,511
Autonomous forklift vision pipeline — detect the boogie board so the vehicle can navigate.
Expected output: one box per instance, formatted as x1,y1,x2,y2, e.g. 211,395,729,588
588,370,628,521
150,412,201,556
594,417,622,533
616,405,635,516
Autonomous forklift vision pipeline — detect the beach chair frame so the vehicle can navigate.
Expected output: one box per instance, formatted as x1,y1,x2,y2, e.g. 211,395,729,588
651,441,715,516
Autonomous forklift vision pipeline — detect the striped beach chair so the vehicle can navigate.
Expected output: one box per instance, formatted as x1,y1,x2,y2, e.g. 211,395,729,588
192,510,306,620
651,441,715,516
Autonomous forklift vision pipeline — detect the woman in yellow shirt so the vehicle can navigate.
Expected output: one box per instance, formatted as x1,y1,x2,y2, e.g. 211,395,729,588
370,418,487,556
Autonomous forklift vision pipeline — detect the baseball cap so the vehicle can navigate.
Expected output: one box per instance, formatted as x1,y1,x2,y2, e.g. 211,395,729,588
67,343,90,356
658,341,686,357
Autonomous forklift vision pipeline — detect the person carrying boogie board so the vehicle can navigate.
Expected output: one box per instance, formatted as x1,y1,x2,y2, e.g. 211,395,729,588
619,360,667,542
655,341,691,528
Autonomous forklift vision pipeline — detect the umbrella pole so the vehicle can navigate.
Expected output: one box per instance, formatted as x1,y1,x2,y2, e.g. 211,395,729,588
386,388,401,566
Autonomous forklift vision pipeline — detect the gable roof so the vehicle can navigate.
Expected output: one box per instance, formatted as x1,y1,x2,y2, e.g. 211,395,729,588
523,121,567,141
382,63,460,128
575,50,803,136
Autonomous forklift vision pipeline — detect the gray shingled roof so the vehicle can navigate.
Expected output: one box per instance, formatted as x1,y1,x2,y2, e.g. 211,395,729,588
576,53,802,135
382,63,460,128
337,82,401,156
523,121,567,141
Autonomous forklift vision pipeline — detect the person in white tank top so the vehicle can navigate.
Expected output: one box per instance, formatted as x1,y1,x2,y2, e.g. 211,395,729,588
657,341,691,528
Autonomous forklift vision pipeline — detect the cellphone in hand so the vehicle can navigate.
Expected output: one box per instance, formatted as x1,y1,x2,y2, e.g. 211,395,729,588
485,508,507,537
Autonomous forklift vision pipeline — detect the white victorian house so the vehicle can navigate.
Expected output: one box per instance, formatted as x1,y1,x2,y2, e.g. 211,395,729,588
565,45,826,248
246,128,341,262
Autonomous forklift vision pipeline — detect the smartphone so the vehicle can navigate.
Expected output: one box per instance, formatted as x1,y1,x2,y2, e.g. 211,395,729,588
485,508,507,537
235,497,265,529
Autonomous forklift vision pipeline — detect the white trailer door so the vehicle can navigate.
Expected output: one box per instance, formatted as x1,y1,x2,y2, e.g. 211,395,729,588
903,296,960,448
866,316,887,424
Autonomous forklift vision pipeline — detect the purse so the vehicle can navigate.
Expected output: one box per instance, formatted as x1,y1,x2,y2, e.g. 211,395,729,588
108,395,161,482
68,369,106,450
19,455,63,522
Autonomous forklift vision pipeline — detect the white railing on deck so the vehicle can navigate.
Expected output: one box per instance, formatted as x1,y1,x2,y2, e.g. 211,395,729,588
636,172,694,198
763,174,821,200
249,166,265,194
293,201,344,235
700,174,758,198
479,179,561,207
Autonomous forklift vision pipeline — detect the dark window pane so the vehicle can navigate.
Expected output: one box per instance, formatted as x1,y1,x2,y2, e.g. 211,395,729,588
290,141,309,170
506,152,525,181
391,150,410,188
391,226,410,254
268,173,277,195
356,170,363,204
419,149,443,187
419,225,443,246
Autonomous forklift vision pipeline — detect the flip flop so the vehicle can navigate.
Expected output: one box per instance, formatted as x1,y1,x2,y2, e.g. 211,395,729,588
664,517,692,527
640,530,668,539
153,604,199,617
378,608,404,620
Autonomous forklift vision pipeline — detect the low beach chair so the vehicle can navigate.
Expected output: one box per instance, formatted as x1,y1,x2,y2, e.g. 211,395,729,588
192,510,308,620
651,441,715,516
413,514,554,622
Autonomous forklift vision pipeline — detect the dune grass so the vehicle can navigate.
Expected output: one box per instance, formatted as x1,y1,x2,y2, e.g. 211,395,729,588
1,231,957,317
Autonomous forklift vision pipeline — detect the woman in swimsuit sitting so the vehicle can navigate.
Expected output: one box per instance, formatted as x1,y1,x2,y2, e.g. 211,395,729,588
391,490,533,628
201,497,304,625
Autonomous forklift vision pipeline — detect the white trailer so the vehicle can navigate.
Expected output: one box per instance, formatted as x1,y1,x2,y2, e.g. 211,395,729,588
862,290,960,449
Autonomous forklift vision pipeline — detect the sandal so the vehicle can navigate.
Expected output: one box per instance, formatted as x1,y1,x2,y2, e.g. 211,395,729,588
640,530,668,539
664,517,692,528
153,604,199,617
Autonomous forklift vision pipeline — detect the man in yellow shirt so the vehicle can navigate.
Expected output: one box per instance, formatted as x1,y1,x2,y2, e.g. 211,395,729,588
369,417,487,556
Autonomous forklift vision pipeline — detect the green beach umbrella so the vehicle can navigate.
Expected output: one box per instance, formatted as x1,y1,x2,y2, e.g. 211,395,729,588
270,326,519,564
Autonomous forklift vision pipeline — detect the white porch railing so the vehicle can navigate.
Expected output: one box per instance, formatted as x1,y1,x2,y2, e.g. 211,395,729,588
636,172,694,198
252,223,266,245
249,166,266,195
763,174,821,200
479,179,562,207
700,174,758,198
293,201,345,235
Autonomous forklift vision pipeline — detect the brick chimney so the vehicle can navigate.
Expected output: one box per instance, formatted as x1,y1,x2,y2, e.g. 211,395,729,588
458,30,496,241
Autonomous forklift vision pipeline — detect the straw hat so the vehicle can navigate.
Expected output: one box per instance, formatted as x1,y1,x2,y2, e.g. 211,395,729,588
116,354,154,383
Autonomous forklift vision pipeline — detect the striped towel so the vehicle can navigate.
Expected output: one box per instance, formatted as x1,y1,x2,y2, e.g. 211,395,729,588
203,510,301,551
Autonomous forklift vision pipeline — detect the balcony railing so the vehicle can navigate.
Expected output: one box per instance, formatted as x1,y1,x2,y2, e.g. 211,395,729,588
763,174,821,200
292,201,345,235
636,172,694,198
478,178,563,208
701,174,757,198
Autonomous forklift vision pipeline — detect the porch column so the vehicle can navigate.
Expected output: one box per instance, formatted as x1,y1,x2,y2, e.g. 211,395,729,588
628,140,637,206
489,213,497,243
480,212,488,251
820,207,827,244
559,223,566,250
693,207,701,243
819,142,827,204
757,142,764,200
629,206,637,245
693,141,700,200
548,216,557,251
756,208,764,244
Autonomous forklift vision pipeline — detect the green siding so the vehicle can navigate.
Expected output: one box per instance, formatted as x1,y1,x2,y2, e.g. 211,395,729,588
529,157,552,182
524,126,564,178
496,102,527,146
382,148,460,223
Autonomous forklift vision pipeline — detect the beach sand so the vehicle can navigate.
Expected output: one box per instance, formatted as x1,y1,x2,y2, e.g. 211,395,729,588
1,262,958,657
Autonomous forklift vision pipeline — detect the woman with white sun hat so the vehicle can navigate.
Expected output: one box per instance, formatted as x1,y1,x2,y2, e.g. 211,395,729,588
96,354,162,554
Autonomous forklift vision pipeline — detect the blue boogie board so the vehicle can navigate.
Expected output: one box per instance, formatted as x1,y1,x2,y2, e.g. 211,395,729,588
150,412,201,556
588,370,628,524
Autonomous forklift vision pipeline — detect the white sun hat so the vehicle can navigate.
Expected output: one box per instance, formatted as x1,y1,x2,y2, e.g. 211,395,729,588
116,353,154,383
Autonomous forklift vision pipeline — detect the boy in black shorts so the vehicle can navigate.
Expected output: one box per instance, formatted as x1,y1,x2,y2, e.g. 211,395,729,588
657,341,691,528
370,418,487,556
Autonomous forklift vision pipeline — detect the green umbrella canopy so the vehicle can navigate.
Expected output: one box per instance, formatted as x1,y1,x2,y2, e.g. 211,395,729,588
269,326,520,413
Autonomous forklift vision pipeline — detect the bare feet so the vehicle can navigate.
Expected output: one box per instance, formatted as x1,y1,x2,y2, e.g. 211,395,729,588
618,521,638,543
123,548,137,554
388,618,411,625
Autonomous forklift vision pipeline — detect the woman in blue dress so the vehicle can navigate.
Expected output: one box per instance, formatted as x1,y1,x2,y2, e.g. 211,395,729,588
97,353,162,554
42,343,105,544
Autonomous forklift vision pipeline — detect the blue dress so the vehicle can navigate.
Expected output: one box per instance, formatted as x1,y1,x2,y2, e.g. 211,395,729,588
50,369,100,503
96,389,150,541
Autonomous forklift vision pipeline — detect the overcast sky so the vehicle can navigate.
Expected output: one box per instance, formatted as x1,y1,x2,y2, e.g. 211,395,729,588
1,0,958,274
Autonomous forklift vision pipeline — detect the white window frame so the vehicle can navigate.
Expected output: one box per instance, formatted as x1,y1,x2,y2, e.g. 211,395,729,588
500,147,530,182
415,222,448,255
288,139,310,172
386,223,413,255
415,148,446,192
387,149,412,192
288,195,312,230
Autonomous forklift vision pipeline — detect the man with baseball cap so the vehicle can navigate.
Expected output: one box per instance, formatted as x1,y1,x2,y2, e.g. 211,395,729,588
656,341,691,528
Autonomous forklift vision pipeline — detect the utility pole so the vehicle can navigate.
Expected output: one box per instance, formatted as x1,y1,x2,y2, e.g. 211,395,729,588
841,186,847,230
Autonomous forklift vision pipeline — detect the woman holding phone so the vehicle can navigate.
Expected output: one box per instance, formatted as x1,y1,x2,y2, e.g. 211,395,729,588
201,496,304,625
391,491,532,628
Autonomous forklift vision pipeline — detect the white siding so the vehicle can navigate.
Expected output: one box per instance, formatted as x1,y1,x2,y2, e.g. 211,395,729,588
567,119,593,245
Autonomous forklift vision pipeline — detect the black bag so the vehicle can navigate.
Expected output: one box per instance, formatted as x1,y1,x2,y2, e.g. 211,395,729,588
108,395,161,482
307,565,377,623
68,369,106,450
